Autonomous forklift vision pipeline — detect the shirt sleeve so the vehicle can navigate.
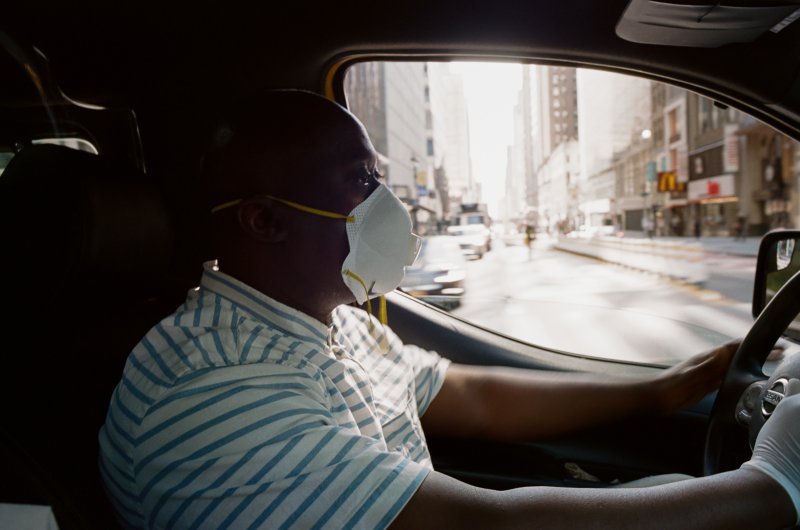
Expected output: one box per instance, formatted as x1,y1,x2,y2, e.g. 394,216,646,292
400,343,450,416
133,364,430,530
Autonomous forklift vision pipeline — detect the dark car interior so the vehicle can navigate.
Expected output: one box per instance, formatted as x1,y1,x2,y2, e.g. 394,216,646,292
4,1,800,527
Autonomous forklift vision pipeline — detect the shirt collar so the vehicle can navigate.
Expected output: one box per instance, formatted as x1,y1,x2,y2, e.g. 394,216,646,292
199,260,330,345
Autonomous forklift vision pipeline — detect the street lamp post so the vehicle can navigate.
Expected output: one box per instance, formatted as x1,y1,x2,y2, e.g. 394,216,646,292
410,154,419,200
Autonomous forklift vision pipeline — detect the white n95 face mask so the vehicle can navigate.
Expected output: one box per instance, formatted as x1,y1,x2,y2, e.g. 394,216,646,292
211,182,418,349
341,183,421,305
210,182,421,306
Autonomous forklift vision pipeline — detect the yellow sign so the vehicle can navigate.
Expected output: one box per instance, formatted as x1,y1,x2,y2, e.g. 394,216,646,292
415,169,427,187
657,171,686,192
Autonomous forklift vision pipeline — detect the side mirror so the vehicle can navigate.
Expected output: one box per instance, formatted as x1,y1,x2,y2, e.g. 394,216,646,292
753,230,800,332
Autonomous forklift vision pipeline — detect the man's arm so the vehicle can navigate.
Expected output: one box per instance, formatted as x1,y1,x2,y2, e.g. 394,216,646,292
395,393,800,529
390,468,792,530
421,341,736,441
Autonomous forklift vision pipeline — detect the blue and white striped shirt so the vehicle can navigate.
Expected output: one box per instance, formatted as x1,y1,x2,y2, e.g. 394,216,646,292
99,261,450,529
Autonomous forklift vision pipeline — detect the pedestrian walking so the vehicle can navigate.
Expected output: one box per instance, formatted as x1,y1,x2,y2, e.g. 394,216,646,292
524,223,535,260
733,215,747,241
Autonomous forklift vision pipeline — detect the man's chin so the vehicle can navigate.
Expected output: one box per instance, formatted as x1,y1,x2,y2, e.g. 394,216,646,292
330,283,358,308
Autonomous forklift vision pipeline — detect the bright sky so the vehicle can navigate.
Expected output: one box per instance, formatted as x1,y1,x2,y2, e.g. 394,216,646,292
449,62,523,218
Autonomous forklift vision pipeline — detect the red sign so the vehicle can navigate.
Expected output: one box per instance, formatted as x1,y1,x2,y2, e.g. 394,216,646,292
707,180,720,195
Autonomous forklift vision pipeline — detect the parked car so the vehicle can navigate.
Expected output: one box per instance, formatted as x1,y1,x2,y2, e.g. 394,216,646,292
446,223,492,259
3,2,800,528
400,235,467,310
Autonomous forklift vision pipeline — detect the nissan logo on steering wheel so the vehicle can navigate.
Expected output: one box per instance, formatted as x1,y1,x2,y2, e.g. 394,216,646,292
762,378,789,417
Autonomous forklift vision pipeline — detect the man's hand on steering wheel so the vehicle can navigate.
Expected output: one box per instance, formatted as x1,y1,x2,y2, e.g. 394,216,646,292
651,340,739,415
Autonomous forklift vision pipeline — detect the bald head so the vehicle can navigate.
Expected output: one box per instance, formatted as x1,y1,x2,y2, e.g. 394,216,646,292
201,89,372,208
200,90,381,322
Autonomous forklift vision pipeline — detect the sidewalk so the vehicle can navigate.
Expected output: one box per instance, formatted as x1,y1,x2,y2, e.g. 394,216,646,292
559,230,761,257
644,236,760,257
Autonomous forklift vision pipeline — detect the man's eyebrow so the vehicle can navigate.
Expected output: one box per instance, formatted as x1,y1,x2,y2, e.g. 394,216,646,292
342,152,378,171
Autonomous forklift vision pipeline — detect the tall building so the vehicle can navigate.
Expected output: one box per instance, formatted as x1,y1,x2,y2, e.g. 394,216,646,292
546,67,579,146
520,66,535,215
436,69,474,209
577,69,651,232
424,62,451,225
660,85,690,235
532,65,579,232
344,61,437,231
505,66,533,224
684,93,741,236
504,115,525,223
537,139,580,232
344,61,387,158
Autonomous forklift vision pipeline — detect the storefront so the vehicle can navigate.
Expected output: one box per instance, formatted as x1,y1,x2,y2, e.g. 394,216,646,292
664,200,688,236
759,136,794,230
617,196,646,233
658,170,689,236
687,174,738,236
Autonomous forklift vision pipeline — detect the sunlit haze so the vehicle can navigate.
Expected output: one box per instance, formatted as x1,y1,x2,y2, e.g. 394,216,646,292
341,57,791,366
449,62,522,218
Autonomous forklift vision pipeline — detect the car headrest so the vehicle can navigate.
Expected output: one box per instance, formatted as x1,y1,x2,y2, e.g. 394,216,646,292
0,144,174,309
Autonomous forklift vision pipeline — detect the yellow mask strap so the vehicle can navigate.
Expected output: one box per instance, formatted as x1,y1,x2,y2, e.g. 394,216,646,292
210,199,242,214
379,295,388,326
211,195,355,223
344,270,389,353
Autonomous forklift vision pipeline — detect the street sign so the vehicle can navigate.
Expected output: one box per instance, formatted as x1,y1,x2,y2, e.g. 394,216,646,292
646,161,657,182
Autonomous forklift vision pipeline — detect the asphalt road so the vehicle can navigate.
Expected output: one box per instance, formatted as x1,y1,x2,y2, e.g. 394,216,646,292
449,237,756,365
702,252,756,304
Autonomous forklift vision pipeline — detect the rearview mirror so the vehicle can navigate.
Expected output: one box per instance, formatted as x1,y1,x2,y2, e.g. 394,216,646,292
753,230,800,330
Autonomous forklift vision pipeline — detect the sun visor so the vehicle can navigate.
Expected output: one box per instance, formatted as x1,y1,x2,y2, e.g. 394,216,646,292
616,0,800,48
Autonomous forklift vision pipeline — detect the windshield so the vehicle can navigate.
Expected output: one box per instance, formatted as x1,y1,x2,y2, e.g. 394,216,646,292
345,60,798,366
417,236,464,263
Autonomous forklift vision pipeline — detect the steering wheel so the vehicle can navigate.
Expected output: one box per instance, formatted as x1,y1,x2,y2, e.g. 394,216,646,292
704,268,800,476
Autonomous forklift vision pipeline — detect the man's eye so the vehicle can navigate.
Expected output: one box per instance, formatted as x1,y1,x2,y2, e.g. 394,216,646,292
358,169,381,186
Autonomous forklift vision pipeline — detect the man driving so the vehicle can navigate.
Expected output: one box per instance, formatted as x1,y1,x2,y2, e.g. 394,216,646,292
99,90,800,529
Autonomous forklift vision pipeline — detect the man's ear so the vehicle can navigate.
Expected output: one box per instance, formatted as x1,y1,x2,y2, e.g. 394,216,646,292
237,199,287,243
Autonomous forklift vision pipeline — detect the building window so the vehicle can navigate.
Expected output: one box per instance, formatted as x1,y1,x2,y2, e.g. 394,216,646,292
694,156,704,175
699,97,712,133
711,105,720,130
668,109,678,142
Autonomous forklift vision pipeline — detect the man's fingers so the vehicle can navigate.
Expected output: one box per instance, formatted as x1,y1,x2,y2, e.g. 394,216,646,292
768,346,786,362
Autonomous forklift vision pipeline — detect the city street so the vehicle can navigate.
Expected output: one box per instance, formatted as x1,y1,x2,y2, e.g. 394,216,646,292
449,236,758,365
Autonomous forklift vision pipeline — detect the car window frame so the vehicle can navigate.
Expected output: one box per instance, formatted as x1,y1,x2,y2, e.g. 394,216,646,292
327,54,799,374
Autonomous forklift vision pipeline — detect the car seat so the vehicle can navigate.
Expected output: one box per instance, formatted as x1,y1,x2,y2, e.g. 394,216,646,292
0,144,184,529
